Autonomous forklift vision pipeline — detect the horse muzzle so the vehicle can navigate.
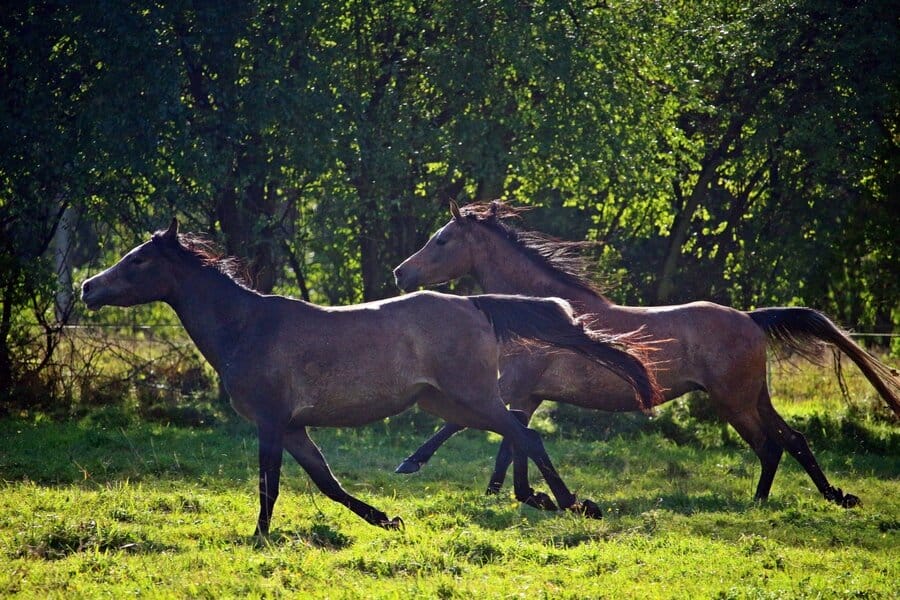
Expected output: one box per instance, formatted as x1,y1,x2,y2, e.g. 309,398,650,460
392,266,419,292
81,277,111,310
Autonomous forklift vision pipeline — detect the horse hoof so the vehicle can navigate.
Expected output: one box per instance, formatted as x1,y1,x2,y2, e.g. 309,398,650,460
253,531,270,543
394,459,421,474
485,483,503,495
380,516,405,530
841,493,861,508
824,486,859,508
524,491,558,511
253,525,270,538
570,499,603,520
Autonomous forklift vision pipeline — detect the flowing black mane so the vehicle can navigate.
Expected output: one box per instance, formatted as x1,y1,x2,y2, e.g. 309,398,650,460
152,229,253,288
459,201,607,298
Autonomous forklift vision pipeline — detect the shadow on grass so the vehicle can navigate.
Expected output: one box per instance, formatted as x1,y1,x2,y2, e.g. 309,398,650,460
462,489,754,533
10,519,176,561
0,417,257,486
3,413,896,519
613,491,759,516
229,522,355,552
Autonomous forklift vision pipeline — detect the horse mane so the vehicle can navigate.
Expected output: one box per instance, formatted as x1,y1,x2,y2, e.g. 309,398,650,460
152,229,253,289
458,201,608,299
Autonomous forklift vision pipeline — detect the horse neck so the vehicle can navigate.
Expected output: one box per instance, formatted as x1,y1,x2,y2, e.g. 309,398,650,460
471,229,612,309
166,265,260,372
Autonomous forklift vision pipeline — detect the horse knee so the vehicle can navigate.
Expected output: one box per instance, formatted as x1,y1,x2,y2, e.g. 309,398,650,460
760,415,805,450
509,409,531,426
518,426,544,450
780,428,812,454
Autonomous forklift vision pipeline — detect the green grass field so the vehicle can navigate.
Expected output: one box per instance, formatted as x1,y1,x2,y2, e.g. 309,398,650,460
1,361,898,598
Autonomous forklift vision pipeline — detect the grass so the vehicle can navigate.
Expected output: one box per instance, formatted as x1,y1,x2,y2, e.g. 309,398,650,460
1,359,898,598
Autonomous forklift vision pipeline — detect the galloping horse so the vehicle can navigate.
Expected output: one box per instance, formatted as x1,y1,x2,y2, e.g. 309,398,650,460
81,219,660,534
393,202,900,507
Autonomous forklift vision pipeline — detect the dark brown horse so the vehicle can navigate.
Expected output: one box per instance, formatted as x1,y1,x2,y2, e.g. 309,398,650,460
393,202,900,507
81,219,660,534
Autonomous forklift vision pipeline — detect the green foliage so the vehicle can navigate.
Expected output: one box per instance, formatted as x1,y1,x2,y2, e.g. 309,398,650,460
2,0,897,405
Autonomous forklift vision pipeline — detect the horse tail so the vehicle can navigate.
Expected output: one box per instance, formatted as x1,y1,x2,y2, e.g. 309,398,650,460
469,295,663,410
747,307,900,417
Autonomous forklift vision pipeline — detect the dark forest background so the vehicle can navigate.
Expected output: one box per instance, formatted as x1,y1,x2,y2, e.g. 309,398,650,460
2,0,898,405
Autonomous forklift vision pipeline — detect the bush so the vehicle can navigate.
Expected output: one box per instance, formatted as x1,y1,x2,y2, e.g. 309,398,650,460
8,325,224,427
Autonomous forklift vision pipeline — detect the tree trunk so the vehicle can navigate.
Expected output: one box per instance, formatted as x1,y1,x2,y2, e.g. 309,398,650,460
0,279,15,402
655,170,714,303
53,207,74,323
280,239,310,302
216,173,277,294
656,111,751,303
358,231,381,301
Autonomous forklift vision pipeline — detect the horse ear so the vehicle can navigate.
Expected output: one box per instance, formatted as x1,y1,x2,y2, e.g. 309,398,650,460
163,217,179,239
449,201,463,220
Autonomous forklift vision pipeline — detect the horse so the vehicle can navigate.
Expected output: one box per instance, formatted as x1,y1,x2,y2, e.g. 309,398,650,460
80,218,662,535
392,201,900,508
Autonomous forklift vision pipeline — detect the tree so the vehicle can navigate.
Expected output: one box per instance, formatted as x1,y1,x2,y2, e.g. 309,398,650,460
2,0,896,404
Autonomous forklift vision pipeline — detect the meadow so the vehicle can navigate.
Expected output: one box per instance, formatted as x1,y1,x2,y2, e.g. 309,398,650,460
1,359,898,598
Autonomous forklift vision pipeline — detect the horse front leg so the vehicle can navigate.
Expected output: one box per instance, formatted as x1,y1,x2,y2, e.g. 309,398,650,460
487,409,531,495
395,423,466,474
486,438,512,494
486,398,541,494
508,434,558,511
285,426,403,529
255,423,285,537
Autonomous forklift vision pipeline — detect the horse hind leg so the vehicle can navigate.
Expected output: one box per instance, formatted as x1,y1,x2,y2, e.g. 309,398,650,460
753,437,783,501
499,408,558,511
506,431,556,511
431,386,600,518
255,424,285,537
284,427,403,529
756,387,860,508
718,402,784,502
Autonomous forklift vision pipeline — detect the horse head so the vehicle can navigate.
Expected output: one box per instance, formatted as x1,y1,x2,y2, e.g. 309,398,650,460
81,218,181,310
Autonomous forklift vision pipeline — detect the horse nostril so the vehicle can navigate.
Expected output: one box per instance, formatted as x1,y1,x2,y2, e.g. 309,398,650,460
83,280,93,294
393,266,418,291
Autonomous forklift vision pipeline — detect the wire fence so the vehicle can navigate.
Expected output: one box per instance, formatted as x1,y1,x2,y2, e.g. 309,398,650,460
51,323,900,336
7,320,898,420
50,321,899,392
53,323,900,339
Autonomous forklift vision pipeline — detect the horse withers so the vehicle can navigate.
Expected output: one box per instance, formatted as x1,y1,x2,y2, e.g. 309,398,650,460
81,219,660,535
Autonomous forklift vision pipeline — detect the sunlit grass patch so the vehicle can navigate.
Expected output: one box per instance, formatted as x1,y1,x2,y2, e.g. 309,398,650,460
1,358,897,597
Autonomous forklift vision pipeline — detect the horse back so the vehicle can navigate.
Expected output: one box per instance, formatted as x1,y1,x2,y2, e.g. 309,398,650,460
593,301,768,391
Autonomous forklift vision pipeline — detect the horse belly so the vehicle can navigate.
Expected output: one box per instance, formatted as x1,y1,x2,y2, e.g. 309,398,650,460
289,377,430,427
536,356,649,412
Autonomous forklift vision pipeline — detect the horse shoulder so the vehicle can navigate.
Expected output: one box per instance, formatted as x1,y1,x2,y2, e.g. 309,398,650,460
393,292,498,361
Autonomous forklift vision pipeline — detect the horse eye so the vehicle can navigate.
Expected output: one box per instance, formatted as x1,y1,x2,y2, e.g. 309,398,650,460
435,238,448,247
